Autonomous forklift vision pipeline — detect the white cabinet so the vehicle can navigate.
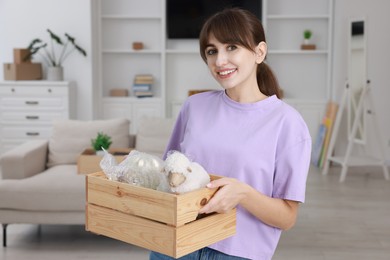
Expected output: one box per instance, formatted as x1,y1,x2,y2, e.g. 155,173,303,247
0,81,76,153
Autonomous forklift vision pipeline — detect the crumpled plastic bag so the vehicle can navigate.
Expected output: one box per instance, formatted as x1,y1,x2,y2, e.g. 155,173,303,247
99,149,169,192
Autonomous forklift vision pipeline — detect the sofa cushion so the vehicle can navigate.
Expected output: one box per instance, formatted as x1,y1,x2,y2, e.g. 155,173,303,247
135,117,175,158
0,165,85,211
47,118,130,167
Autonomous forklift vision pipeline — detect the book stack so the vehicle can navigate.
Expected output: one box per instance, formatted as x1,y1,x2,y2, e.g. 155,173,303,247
133,74,154,98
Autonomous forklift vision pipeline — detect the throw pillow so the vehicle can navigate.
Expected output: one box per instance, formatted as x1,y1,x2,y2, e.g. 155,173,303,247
47,118,130,167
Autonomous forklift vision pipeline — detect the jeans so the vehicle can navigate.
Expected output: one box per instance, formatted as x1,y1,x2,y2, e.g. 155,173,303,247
149,247,250,260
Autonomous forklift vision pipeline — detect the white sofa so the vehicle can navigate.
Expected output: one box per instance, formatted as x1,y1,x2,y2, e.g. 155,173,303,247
0,117,174,247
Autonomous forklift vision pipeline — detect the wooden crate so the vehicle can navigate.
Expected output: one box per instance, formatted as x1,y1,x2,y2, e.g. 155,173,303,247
86,172,236,258
77,148,132,175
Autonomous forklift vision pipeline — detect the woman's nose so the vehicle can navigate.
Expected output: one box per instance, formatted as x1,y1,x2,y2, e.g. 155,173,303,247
215,51,228,67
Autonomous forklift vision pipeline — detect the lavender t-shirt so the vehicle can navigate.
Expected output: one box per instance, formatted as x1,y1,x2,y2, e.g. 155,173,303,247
164,91,311,260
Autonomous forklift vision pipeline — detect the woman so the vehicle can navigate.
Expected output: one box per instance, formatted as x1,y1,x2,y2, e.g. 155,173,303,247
150,8,311,260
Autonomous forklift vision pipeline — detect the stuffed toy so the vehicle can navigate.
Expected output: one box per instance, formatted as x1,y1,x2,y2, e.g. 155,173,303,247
164,151,210,194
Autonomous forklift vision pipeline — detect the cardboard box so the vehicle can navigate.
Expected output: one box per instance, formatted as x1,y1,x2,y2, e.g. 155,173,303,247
77,148,132,175
86,172,236,258
132,42,144,50
110,88,128,97
13,48,31,64
3,63,42,80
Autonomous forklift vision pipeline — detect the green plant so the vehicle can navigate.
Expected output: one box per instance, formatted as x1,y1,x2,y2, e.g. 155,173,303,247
25,29,87,67
303,29,312,40
91,132,112,152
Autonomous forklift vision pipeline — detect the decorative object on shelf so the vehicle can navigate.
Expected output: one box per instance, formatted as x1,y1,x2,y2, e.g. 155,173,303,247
132,42,144,50
110,88,128,97
188,89,213,96
25,29,87,80
301,29,316,50
133,74,154,98
47,66,64,81
3,48,43,80
14,49,31,64
91,132,112,156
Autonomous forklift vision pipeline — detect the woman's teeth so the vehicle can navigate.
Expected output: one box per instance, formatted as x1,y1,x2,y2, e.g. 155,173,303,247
218,69,236,76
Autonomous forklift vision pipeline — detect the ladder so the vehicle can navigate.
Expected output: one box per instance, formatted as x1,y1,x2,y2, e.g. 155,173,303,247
322,80,389,182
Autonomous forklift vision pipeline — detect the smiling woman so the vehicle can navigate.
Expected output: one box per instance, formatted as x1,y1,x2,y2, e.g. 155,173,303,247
150,7,312,260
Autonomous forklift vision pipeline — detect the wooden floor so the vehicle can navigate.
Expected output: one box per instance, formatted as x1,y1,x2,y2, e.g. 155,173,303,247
1,166,389,260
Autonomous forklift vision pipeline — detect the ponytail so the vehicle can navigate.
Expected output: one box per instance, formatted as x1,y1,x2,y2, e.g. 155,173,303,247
257,62,283,99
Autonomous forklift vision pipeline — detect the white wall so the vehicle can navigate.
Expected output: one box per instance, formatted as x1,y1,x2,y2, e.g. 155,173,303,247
0,0,94,120
332,0,390,161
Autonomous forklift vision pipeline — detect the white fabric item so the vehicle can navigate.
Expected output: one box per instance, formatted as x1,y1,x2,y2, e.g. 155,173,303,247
47,118,130,167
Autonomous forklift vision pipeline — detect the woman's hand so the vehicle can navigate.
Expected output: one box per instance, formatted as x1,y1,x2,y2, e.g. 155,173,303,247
198,176,300,230
198,177,250,214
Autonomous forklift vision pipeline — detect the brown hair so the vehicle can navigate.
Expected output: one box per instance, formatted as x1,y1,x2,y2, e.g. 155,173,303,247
199,8,282,98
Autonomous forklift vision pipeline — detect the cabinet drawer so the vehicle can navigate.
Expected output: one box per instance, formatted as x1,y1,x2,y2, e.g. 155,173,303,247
0,126,51,139
0,111,65,123
1,97,65,109
0,86,68,96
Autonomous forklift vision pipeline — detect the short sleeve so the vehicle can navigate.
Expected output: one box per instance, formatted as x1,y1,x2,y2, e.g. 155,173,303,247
272,139,311,203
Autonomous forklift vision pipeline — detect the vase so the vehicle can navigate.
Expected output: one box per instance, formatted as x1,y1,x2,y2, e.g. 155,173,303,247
47,66,64,81
95,150,105,156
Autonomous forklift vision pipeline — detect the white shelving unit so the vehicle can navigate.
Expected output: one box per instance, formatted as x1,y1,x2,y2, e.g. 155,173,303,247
94,0,165,133
263,0,333,101
93,0,333,139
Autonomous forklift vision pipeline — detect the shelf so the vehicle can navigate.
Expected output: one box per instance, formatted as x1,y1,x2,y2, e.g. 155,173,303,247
268,50,328,55
103,97,162,102
166,49,199,54
102,49,162,54
101,15,161,20
267,15,330,20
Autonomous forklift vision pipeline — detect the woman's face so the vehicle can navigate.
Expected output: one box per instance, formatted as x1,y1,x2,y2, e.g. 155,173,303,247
204,34,265,91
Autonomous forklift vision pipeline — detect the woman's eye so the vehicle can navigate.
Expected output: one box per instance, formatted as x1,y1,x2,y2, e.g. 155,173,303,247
227,45,237,51
206,49,217,56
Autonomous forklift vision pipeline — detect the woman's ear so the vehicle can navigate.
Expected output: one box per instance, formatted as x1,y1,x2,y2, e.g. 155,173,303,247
255,41,267,64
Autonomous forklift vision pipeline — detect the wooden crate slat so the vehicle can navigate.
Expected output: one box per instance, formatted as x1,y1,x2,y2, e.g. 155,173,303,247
87,203,175,256
175,210,236,258
87,172,176,225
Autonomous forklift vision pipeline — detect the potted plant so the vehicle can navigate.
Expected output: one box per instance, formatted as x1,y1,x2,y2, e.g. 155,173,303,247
303,29,312,44
91,132,112,155
301,29,316,50
25,29,87,80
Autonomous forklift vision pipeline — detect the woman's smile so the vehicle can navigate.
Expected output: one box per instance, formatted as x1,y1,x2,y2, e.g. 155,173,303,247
217,68,237,78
